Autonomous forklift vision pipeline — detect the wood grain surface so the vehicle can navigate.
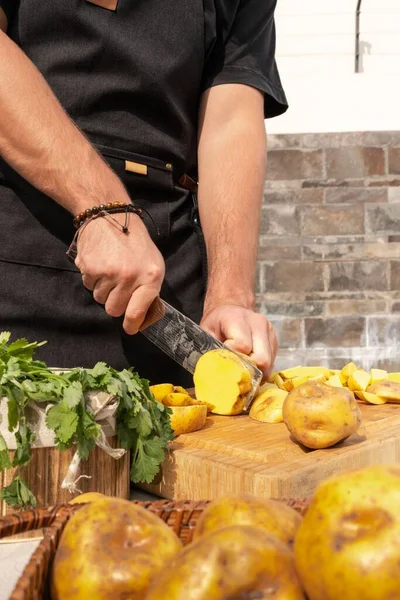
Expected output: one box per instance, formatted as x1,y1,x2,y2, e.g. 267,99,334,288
141,403,400,500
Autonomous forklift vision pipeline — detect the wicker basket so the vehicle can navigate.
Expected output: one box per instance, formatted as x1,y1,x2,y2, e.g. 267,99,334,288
1,499,309,600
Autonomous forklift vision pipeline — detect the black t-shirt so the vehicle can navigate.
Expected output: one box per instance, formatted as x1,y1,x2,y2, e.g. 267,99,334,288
1,0,287,119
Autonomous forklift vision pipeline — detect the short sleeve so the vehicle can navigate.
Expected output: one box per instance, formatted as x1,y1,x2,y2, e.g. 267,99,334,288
202,0,288,119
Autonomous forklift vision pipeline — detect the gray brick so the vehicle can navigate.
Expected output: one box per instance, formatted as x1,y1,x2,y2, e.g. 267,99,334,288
325,187,387,204
263,301,324,318
263,188,323,205
326,147,385,179
303,244,364,261
260,205,300,236
368,316,400,346
390,261,400,290
389,147,400,175
269,318,303,349
267,149,324,181
300,204,364,236
305,317,366,347
263,261,325,293
365,204,400,235
328,261,389,292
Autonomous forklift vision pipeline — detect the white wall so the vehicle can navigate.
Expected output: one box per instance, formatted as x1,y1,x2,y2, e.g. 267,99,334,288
268,0,400,134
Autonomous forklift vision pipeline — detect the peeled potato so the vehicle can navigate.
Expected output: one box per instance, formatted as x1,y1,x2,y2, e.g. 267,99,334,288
388,373,400,383
150,383,174,402
370,369,388,385
367,380,400,402
249,388,288,423
354,390,387,405
347,369,371,392
326,374,343,388
162,393,194,407
146,525,305,600
193,495,302,547
169,405,207,436
339,362,358,385
194,349,251,416
173,386,189,394
279,366,330,381
283,381,362,449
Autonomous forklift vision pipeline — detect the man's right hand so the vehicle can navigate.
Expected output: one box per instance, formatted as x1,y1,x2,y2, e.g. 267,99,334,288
75,212,165,334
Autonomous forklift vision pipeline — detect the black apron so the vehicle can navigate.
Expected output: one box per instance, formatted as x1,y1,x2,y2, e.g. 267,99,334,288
0,0,210,385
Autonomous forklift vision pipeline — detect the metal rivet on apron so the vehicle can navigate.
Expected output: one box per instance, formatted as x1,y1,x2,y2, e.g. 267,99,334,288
165,163,173,171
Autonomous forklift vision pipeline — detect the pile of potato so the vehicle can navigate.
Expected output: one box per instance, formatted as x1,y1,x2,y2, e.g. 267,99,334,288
52,464,400,600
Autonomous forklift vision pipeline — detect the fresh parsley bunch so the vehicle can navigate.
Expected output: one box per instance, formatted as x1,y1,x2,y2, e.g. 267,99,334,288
0,332,173,508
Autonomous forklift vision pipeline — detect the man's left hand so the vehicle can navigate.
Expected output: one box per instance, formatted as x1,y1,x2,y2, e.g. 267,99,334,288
200,305,278,378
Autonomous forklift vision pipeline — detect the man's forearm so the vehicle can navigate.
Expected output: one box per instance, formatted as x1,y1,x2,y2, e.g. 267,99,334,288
197,85,266,313
0,30,129,214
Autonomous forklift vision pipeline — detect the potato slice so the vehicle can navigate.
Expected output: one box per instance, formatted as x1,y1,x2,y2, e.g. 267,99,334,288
173,385,189,394
162,393,194,407
150,383,174,403
388,373,400,383
367,381,400,402
258,382,279,394
347,369,371,392
169,405,207,436
339,362,358,385
370,368,388,385
354,390,387,405
249,389,288,423
194,349,251,416
326,374,343,388
279,366,330,380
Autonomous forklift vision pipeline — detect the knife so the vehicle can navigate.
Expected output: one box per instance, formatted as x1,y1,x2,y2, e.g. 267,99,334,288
139,298,262,409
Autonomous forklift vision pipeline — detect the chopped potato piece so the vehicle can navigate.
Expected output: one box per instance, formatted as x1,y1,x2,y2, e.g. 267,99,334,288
370,369,388,385
150,383,174,403
169,405,207,436
367,381,400,402
173,385,189,395
162,393,194,407
388,373,400,383
347,369,371,392
326,374,343,388
354,390,387,405
279,366,330,380
249,389,288,423
339,362,358,385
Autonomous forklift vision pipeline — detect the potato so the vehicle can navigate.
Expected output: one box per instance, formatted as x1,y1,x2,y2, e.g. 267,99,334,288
193,349,251,416
173,385,189,394
193,494,302,547
150,383,174,402
52,498,182,600
162,393,194,407
69,492,106,505
249,388,288,423
370,368,388,385
279,366,330,381
388,373,400,383
169,404,207,436
325,374,343,388
367,380,400,402
354,390,387,405
283,381,362,449
347,369,371,392
339,361,358,385
268,372,287,390
146,525,305,600
295,465,400,600
258,381,280,393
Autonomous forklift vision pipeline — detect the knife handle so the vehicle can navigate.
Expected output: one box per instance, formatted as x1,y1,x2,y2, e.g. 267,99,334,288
139,297,166,331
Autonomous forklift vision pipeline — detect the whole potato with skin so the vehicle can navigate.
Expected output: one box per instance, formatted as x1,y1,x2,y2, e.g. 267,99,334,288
146,525,305,600
283,381,362,449
52,497,182,600
295,465,400,600
193,495,302,547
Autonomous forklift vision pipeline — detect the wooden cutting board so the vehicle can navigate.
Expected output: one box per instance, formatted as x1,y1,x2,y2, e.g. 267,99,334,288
141,403,400,500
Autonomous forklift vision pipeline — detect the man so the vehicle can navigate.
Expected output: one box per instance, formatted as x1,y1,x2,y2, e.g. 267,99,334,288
0,0,287,386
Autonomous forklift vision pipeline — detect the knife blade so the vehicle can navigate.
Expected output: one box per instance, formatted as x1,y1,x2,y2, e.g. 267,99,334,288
139,298,262,408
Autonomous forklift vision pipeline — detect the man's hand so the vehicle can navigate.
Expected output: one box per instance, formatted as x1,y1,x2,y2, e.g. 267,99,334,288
200,304,278,377
75,213,164,334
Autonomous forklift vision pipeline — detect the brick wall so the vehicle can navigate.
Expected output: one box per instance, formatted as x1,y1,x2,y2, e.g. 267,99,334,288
259,131,400,371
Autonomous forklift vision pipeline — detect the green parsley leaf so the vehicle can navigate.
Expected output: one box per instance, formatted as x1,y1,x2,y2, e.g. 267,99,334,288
7,392,19,431
0,434,11,471
64,381,83,408
131,436,167,484
1,476,36,508
0,332,11,347
12,424,35,467
128,405,153,438
46,403,78,445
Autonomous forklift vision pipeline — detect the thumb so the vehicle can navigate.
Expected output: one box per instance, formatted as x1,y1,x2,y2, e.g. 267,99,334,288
222,319,253,355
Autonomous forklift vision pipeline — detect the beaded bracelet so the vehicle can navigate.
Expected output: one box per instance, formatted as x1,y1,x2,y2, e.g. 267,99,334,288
72,201,139,229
